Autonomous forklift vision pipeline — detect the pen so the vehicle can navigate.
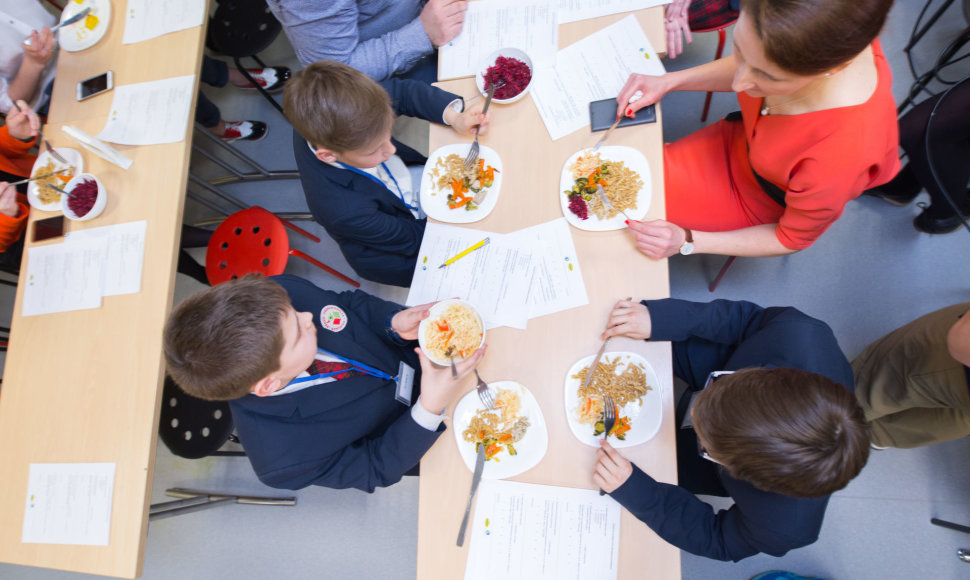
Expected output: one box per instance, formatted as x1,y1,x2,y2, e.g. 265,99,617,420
438,237,490,269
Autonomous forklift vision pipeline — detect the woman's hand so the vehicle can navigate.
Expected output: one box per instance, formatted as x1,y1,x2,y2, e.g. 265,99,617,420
601,299,652,341
0,183,19,218
415,345,486,414
391,302,435,340
593,440,633,493
5,101,40,141
616,74,671,118
23,27,55,66
445,101,490,137
664,0,693,60
627,219,688,259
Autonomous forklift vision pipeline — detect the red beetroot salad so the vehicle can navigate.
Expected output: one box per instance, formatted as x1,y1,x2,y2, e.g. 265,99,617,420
482,56,531,100
68,178,98,217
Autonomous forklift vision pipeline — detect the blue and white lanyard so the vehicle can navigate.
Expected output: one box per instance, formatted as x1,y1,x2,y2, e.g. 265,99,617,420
286,348,396,387
337,161,418,211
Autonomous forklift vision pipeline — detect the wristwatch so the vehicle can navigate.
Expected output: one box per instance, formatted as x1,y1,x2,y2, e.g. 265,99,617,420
679,228,695,255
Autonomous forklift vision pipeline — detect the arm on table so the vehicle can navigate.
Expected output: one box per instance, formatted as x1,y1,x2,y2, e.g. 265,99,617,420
618,56,738,118
628,221,798,259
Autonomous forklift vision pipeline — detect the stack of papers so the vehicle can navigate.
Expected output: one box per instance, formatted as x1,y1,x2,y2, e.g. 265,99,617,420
22,221,147,316
407,219,588,329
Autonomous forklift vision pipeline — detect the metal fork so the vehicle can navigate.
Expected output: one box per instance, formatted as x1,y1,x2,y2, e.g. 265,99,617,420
462,81,501,170
599,395,617,496
596,184,631,221
475,370,495,409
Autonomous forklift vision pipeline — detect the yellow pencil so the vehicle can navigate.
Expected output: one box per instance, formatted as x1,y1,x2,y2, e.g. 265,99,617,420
438,237,490,269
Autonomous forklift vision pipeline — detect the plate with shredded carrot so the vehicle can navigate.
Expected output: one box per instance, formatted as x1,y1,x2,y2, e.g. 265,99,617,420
420,144,503,223
564,352,662,448
453,380,548,479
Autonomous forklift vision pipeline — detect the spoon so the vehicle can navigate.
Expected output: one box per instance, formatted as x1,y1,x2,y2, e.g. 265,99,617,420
445,346,458,379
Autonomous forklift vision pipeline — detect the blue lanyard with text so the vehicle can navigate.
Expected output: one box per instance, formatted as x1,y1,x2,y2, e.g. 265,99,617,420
337,161,417,211
286,348,396,387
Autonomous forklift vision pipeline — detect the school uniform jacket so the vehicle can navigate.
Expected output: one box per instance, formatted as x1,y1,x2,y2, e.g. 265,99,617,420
610,298,855,561
294,78,459,287
228,275,441,492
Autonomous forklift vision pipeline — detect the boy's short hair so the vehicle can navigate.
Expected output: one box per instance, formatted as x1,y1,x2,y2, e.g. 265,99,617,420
163,275,290,401
283,60,395,153
692,367,870,498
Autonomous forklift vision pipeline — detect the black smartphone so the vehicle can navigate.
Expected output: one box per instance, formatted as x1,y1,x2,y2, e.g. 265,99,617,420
589,98,656,131
33,215,64,242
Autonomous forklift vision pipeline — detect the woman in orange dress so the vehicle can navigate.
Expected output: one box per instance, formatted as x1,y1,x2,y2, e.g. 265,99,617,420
617,0,899,259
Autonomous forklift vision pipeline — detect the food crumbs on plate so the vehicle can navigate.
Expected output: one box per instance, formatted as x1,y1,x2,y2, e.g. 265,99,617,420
85,14,98,30
568,263,573,271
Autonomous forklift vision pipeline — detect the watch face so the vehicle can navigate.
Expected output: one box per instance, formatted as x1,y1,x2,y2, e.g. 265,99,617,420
679,241,695,255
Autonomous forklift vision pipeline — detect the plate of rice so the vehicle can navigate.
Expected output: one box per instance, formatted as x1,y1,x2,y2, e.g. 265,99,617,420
559,146,652,231
420,144,503,223
563,352,662,448
418,299,486,366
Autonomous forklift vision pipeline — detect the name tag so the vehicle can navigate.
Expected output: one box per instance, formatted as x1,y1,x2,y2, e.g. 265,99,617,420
395,361,415,406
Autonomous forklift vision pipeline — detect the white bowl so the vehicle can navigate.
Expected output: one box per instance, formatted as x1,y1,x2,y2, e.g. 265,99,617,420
61,173,106,221
475,47,534,105
418,299,486,366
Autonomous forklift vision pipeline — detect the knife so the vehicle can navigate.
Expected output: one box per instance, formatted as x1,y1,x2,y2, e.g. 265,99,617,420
583,296,634,392
592,116,621,153
456,444,486,547
25,8,91,46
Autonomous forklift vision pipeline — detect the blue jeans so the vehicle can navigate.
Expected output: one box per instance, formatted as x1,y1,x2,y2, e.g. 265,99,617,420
196,56,230,128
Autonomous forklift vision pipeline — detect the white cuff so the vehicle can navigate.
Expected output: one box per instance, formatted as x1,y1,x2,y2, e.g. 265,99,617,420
442,98,464,125
411,398,445,431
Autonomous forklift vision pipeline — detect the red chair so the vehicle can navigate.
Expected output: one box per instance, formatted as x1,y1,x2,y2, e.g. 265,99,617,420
688,1,739,122
205,206,359,287
708,256,737,292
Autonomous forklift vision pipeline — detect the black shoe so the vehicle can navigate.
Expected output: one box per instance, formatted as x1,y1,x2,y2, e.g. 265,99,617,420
220,120,268,143
914,211,967,234
863,184,919,206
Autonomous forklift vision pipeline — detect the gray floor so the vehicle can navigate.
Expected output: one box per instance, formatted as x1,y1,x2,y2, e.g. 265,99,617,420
3,2,970,579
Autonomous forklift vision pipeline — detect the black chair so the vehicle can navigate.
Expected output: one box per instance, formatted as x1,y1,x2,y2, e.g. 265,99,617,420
159,375,245,459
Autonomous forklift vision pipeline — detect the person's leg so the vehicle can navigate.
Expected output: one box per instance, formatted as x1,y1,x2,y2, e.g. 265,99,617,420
201,56,230,88
195,91,222,129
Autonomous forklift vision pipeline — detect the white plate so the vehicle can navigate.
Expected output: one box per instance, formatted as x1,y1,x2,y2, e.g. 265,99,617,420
563,352,662,448
420,144,503,223
417,299,486,366
559,145,652,231
27,148,83,212
59,0,111,52
453,381,548,479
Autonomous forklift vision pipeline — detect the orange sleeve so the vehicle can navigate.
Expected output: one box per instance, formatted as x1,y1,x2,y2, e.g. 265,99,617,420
0,199,29,253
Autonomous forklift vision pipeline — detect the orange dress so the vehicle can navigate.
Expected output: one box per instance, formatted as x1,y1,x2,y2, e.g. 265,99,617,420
664,40,900,250
0,125,35,252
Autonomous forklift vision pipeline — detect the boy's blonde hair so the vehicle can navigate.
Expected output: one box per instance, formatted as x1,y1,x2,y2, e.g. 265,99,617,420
283,60,395,153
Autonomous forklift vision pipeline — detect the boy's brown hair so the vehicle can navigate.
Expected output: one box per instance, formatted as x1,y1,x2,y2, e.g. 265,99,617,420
692,367,870,498
163,275,290,401
283,60,395,153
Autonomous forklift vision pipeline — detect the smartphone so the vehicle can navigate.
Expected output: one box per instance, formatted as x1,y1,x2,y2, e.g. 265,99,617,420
76,71,114,101
33,215,64,242
589,98,656,132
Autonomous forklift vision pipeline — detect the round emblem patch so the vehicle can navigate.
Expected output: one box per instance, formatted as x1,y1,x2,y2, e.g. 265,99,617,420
320,305,348,332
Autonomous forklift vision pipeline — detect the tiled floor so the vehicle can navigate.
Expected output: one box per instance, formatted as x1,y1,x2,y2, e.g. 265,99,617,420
2,2,970,579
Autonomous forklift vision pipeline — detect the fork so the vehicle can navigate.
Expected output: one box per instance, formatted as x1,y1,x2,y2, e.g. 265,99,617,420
599,395,617,495
475,370,495,410
462,81,501,171
10,101,69,165
445,346,458,380
596,184,631,221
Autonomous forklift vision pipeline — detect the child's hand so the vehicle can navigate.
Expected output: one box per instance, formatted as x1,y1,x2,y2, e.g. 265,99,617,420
391,302,434,340
415,344,486,414
445,101,490,137
5,101,40,141
0,183,20,218
23,27,54,66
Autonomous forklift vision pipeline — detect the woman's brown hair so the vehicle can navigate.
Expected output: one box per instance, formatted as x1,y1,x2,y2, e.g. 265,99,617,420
163,275,291,401
692,367,870,498
741,0,894,76
282,60,395,153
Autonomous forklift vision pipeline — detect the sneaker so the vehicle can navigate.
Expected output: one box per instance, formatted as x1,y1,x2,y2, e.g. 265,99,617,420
914,211,967,235
219,120,268,143
236,67,291,93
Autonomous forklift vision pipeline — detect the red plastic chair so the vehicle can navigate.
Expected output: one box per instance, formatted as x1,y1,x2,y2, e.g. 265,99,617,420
205,206,359,287
687,0,739,123
696,17,738,123
708,256,737,292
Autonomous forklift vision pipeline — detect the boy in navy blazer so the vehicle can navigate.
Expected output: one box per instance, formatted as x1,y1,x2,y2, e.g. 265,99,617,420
163,274,485,492
592,298,870,561
283,60,488,287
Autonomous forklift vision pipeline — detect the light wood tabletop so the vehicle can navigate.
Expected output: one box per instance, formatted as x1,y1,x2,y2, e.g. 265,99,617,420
417,8,680,580
0,2,206,577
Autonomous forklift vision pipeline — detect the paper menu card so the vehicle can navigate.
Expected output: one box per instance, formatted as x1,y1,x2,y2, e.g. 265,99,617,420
67,220,147,296
464,479,621,580
558,0,672,24
122,0,206,45
97,75,196,146
22,463,116,546
22,237,106,316
438,1,558,81
531,15,666,140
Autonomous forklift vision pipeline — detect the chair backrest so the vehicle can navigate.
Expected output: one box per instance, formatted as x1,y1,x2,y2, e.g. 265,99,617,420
205,206,290,285
159,376,236,459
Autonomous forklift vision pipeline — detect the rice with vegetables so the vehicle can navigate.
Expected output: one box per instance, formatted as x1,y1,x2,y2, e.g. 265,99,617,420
422,302,483,361
463,388,530,461
563,153,643,220
429,154,497,211
573,356,652,439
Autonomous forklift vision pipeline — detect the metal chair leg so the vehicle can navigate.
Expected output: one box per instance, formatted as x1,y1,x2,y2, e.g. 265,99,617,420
708,255,737,292
701,27,729,123
149,488,296,521
289,248,361,288
193,123,300,185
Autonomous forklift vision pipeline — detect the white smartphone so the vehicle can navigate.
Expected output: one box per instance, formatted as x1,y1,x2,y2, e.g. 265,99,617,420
76,71,114,101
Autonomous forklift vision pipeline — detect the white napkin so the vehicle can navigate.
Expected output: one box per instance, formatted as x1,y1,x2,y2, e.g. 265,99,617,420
60,125,133,170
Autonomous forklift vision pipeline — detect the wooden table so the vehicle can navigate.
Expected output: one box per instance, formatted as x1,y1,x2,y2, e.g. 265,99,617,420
417,8,680,579
0,3,206,577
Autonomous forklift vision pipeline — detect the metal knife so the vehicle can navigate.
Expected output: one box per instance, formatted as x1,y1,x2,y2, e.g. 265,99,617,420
25,8,91,46
592,116,622,153
456,444,486,547
583,296,634,392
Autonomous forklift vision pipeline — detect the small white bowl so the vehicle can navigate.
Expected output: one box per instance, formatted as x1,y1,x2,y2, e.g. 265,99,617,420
418,299,486,366
475,47,534,105
61,173,106,221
